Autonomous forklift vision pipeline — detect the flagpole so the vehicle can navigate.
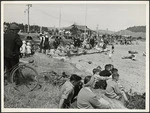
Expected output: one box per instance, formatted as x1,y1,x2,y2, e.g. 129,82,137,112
27,4,32,34
59,5,61,31
84,3,87,40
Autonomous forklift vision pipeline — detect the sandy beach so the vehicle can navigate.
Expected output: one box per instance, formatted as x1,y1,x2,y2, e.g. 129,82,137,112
69,41,146,94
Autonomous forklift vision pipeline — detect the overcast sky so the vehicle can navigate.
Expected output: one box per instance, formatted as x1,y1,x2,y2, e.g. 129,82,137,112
3,3,147,31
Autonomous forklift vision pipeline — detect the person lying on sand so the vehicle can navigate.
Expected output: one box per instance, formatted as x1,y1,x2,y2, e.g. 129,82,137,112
77,76,111,109
128,50,138,54
122,54,136,61
105,68,129,103
59,74,82,108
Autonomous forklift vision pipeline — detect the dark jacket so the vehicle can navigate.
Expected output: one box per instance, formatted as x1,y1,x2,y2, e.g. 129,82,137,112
4,31,22,59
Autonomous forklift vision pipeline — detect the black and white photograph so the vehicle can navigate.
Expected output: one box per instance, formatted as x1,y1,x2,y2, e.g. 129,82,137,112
1,1,149,112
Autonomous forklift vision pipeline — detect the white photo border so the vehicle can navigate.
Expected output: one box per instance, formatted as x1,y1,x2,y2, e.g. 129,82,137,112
1,1,149,112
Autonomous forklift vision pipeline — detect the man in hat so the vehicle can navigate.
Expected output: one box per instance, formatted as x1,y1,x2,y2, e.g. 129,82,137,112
4,23,22,83
4,24,8,33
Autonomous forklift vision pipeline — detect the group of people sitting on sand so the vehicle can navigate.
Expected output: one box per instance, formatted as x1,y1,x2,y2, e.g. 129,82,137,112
38,32,114,59
59,64,129,109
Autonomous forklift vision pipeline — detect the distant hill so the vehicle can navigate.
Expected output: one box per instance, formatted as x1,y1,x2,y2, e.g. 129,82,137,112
48,27,58,30
97,29,115,35
114,30,146,38
126,26,146,33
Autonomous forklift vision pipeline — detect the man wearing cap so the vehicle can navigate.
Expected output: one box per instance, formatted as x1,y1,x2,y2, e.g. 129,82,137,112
4,23,22,83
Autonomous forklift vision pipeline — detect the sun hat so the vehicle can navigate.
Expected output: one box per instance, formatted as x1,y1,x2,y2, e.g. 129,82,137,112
84,76,96,88
22,40,26,44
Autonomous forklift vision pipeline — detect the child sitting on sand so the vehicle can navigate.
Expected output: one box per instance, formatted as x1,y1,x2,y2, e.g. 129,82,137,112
105,68,129,103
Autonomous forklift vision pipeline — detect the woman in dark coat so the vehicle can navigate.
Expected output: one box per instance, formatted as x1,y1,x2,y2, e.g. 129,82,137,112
39,34,45,53
44,34,50,55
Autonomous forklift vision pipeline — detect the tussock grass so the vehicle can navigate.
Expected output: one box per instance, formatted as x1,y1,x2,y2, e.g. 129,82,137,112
4,82,60,108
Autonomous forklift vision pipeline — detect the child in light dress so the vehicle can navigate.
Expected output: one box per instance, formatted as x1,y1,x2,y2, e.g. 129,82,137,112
20,40,27,58
108,50,112,59
26,42,32,57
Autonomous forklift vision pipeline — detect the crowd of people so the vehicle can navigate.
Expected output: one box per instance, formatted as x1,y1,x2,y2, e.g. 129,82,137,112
37,32,115,59
4,23,133,109
59,64,129,109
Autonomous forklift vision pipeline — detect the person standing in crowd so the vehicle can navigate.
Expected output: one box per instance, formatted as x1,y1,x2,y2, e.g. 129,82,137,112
74,36,79,47
102,43,107,52
53,36,60,50
59,74,82,108
73,36,79,53
4,23,22,83
26,42,32,57
39,33,43,53
108,50,112,59
77,76,110,109
44,34,50,55
39,33,46,53
77,36,81,48
82,38,88,49
112,44,114,54
89,36,95,48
